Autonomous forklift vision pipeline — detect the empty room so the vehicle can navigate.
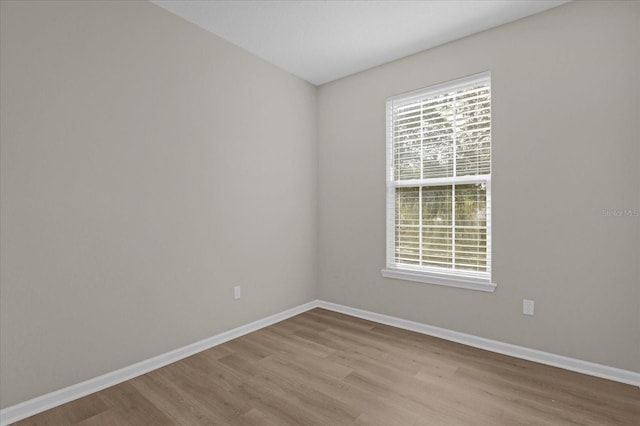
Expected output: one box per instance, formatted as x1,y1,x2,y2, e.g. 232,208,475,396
1,0,638,424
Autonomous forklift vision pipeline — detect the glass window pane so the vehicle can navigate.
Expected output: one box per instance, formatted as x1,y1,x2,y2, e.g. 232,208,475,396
422,96,454,179
455,184,487,271
394,106,422,180
395,187,420,265
421,186,452,267
455,87,491,177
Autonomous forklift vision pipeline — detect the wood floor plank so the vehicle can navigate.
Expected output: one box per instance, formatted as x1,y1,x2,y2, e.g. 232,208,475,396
12,308,640,425
75,408,142,426
10,394,108,426
95,382,175,425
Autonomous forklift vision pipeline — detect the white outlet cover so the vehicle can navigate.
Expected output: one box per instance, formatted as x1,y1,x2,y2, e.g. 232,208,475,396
523,299,534,316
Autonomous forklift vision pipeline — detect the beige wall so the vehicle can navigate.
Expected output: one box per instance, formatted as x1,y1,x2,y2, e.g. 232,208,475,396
318,0,640,372
0,1,317,408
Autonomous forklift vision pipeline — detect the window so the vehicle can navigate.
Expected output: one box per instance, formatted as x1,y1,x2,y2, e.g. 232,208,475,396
382,72,496,292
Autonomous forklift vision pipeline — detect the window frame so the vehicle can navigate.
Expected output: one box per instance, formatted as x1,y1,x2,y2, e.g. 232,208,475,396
381,72,497,293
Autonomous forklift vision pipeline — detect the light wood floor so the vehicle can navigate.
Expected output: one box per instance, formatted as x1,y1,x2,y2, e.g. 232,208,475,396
13,308,640,425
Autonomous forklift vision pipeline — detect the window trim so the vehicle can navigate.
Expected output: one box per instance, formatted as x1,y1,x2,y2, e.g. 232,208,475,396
381,268,496,292
382,71,497,293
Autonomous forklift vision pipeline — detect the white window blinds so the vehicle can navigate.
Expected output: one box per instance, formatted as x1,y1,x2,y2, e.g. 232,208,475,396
384,72,494,291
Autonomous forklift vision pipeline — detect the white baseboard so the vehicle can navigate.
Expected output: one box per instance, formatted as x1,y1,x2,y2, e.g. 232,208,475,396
316,300,640,388
0,301,317,426
3,299,638,425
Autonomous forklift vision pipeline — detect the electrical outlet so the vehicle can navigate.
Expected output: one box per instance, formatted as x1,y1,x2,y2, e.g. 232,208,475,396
523,299,534,316
234,286,241,300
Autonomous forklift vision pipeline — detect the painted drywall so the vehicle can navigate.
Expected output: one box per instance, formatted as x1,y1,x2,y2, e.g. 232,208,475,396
0,0,317,408
318,0,640,373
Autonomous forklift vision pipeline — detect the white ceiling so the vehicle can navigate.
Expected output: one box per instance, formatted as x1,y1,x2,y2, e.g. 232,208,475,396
151,0,569,86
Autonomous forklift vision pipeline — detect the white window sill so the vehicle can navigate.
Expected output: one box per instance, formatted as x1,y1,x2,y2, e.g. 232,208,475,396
381,268,497,293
